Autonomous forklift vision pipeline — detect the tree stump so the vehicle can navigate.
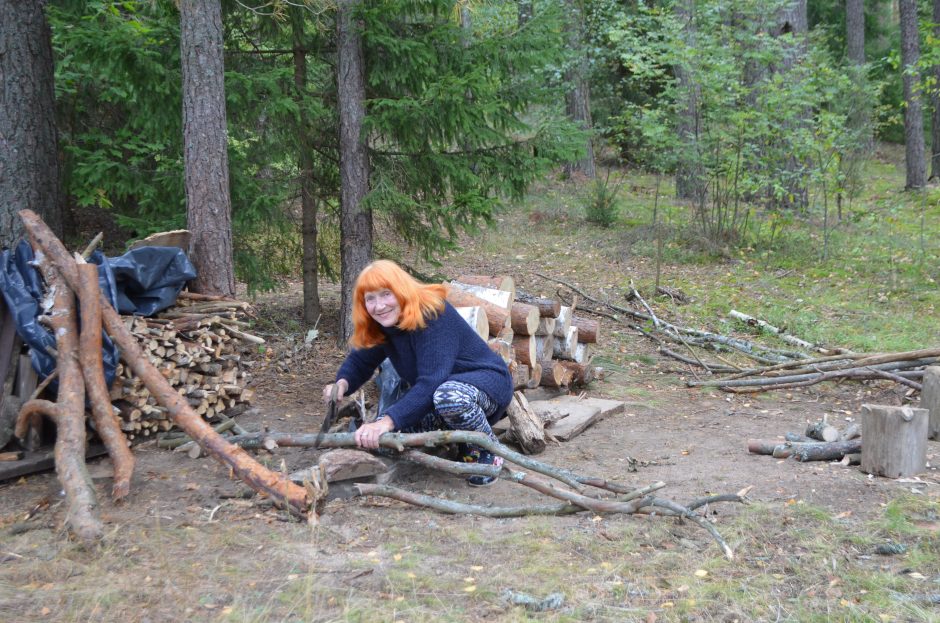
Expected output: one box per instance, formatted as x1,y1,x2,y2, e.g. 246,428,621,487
860,404,928,478
922,366,940,440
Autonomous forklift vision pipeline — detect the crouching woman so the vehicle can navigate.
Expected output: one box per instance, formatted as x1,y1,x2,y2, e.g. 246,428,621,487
322,260,513,486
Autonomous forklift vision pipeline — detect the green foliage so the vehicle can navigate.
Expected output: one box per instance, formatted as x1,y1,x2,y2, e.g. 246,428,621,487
592,0,873,253
361,0,585,262
583,170,623,227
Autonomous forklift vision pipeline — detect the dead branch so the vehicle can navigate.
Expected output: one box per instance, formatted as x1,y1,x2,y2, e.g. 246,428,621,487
728,309,835,354
77,262,134,501
15,258,102,544
19,209,309,517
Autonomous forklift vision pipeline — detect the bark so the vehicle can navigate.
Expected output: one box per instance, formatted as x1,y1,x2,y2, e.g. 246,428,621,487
0,0,63,247
563,0,595,179
291,7,322,327
180,0,236,296
899,0,926,189
16,260,101,543
571,316,599,343
674,0,706,202
77,264,134,501
846,0,866,64
505,392,547,454
931,0,940,180
772,439,862,461
19,210,310,516
337,0,372,343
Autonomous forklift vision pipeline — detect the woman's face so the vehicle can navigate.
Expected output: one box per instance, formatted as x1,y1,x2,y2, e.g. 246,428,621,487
364,288,401,327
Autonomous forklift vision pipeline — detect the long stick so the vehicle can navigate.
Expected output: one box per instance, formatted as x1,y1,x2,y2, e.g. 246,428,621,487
15,258,102,543
19,209,309,517
77,262,135,501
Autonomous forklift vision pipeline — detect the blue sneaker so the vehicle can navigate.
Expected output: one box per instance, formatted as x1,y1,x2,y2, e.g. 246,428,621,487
466,449,503,487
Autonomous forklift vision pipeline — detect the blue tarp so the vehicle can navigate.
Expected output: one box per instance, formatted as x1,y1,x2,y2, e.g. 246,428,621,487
0,241,196,384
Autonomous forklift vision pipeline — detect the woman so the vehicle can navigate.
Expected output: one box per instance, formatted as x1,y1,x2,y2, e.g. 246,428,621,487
322,260,513,486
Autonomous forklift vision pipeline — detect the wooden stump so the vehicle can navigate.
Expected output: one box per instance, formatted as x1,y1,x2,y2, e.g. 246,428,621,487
860,404,928,478
922,366,940,440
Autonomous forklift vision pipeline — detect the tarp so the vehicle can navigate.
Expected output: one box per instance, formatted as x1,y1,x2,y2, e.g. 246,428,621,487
0,241,196,384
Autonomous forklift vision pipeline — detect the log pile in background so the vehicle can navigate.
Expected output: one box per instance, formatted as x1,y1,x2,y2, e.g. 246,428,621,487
447,275,603,392
109,295,259,441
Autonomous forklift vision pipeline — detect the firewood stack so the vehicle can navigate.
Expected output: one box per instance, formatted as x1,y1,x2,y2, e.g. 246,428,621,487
446,275,602,391
107,294,259,441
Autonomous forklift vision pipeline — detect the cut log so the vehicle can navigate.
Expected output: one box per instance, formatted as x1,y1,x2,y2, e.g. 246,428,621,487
571,316,600,344
450,282,512,311
455,275,515,302
289,449,389,484
533,335,555,362
860,404,928,478
923,366,940,440
510,302,540,336
512,335,536,366
746,439,784,455
535,316,556,336
515,294,561,318
487,336,513,365
445,287,510,336
556,360,595,387
771,439,863,461
804,421,840,443
574,342,592,365
511,362,531,390
538,360,571,388
553,326,579,360
505,391,546,455
526,362,542,389
553,306,573,338
455,306,489,341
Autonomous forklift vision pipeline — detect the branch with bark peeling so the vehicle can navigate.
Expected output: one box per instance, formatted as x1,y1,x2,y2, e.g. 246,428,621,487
228,429,743,559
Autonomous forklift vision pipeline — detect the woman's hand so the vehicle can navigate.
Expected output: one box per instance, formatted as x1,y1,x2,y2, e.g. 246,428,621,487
322,379,348,403
354,416,395,449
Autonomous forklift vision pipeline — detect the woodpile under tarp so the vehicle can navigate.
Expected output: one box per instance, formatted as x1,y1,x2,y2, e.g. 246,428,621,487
7,210,309,542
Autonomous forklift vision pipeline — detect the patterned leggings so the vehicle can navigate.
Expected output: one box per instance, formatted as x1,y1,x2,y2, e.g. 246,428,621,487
399,380,500,443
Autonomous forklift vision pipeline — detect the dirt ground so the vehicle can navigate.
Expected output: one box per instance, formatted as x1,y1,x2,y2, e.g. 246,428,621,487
2,214,939,622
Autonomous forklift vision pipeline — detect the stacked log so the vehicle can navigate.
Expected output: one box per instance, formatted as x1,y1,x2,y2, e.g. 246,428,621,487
108,296,258,441
449,276,603,391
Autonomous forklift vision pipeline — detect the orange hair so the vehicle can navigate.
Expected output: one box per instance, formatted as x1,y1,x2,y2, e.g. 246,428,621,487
350,260,447,348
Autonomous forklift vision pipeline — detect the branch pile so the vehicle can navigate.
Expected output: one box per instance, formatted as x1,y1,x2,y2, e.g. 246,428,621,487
229,429,746,559
747,418,862,463
534,273,934,395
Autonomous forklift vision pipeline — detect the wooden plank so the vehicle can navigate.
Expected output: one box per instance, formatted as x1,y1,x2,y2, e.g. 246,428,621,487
0,444,109,482
531,396,625,441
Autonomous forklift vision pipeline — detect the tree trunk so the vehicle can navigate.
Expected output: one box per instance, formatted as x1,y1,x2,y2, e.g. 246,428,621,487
845,0,872,153
772,0,809,210
180,0,236,296
0,0,63,247
898,0,926,189
337,0,372,343
674,0,705,202
931,0,940,180
518,0,532,28
563,0,595,179
291,7,321,327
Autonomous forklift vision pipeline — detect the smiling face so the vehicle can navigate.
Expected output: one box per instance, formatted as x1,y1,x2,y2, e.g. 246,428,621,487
363,288,401,328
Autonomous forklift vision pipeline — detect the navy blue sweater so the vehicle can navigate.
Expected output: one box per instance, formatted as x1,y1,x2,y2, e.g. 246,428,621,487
336,302,513,431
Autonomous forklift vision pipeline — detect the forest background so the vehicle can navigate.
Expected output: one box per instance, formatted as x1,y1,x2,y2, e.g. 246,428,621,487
2,0,939,344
